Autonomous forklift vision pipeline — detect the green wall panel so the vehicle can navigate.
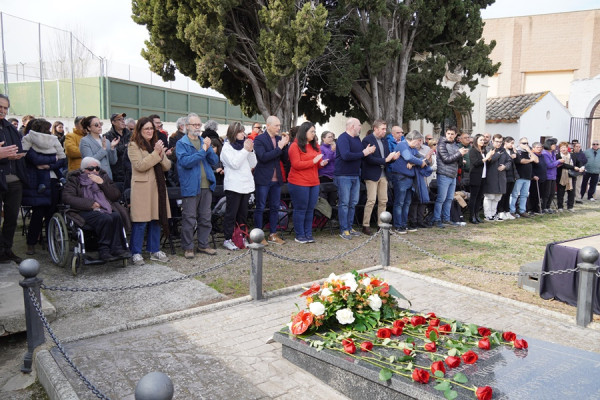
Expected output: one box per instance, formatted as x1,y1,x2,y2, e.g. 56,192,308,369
191,96,209,115
167,92,188,111
110,81,139,104
211,99,226,117
141,87,165,108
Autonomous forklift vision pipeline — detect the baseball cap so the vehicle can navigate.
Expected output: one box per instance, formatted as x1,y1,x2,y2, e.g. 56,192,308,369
110,113,126,122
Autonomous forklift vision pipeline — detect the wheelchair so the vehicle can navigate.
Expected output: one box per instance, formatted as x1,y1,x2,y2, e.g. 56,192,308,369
47,205,130,276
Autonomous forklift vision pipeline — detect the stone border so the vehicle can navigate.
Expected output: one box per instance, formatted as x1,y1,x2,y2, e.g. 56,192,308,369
35,350,79,400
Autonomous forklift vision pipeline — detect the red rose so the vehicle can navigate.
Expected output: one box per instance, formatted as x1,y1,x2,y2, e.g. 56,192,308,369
411,368,430,384
342,338,354,346
426,326,439,338
477,327,491,337
514,339,528,349
410,316,426,326
343,342,356,354
478,337,490,350
290,310,314,335
360,341,373,352
461,350,479,364
403,348,412,356
377,328,392,339
430,361,446,376
300,283,321,297
476,386,493,400
445,356,461,368
425,312,437,319
438,324,451,334
429,318,440,327
379,283,389,294
502,331,516,342
391,326,403,336
393,319,405,329
424,342,437,352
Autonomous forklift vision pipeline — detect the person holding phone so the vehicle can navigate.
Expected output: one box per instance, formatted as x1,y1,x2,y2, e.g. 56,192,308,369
79,116,118,180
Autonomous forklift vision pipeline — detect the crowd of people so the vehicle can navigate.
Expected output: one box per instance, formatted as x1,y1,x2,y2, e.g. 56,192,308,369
0,91,598,265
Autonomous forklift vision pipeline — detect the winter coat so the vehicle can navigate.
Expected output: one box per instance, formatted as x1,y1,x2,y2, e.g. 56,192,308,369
201,128,220,142
390,141,424,177
531,152,548,183
319,143,335,179
468,148,486,187
0,118,27,187
436,137,463,179
361,134,390,181
504,148,519,183
175,134,219,195
103,126,131,183
541,150,561,181
483,148,511,194
79,134,117,180
64,128,85,171
220,141,257,194
253,132,287,185
62,168,131,232
584,148,600,174
128,141,171,222
21,130,66,206
288,141,322,187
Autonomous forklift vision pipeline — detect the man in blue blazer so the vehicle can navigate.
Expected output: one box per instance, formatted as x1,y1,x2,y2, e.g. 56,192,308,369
253,116,289,245
361,120,399,234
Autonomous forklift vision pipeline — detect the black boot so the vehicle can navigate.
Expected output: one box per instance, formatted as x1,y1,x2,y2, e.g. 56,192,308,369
470,216,479,224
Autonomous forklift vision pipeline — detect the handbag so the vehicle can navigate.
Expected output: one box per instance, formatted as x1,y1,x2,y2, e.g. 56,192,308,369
568,169,582,178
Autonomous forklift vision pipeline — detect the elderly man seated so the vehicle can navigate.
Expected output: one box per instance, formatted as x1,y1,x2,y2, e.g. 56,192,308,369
62,156,131,261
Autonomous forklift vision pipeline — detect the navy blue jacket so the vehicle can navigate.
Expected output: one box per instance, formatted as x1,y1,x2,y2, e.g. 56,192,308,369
334,132,364,176
361,134,390,181
22,150,66,206
253,132,287,186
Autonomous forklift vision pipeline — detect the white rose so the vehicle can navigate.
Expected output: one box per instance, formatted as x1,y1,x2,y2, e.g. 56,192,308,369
309,302,326,316
321,288,333,297
345,276,358,292
336,308,355,325
326,273,338,283
367,294,382,311
362,277,371,287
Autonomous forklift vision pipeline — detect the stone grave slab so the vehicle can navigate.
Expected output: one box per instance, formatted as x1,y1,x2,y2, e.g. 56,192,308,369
274,331,600,400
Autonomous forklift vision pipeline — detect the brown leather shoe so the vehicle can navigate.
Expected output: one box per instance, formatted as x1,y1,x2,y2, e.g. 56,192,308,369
4,250,22,264
196,247,217,256
518,212,530,219
361,226,372,235
268,233,286,245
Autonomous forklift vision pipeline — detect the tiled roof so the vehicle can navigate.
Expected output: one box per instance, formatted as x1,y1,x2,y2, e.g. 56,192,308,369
486,92,549,123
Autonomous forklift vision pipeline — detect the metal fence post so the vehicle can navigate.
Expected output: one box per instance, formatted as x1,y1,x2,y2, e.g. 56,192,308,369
379,211,392,267
18,259,45,373
248,228,264,300
576,246,599,327
135,372,174,400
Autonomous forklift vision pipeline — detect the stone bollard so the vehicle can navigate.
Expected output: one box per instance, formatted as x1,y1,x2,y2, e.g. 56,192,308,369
18,259,45,373
379,211,392,267
135,372,174,400
576,246,599,327
248,228,265,300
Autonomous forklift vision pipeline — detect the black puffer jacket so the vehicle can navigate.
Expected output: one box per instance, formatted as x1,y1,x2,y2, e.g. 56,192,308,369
103,126,131,184
436,137,463,179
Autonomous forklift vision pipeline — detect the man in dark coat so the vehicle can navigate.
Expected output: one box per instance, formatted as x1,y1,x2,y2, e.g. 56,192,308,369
482,134,511,221
104,113,131,191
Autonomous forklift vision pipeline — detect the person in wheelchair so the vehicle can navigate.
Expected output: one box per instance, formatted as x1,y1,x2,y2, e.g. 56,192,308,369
62,157,131,261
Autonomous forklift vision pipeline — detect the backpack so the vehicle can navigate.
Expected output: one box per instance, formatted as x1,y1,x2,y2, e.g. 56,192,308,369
232,223,248,249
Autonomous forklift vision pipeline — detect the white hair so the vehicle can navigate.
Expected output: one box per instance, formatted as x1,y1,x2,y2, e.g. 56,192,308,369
80,157,100,169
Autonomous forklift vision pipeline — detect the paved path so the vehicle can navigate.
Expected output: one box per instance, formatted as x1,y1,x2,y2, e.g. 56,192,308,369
42,266,600,399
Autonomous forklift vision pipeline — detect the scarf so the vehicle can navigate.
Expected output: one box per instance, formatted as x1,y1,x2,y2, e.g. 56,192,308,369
559,152,573,191
231,138,245,150
142,139,170,235
79,173,112,214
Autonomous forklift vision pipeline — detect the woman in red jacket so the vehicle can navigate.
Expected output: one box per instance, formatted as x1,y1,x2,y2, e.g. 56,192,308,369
287,121,328,243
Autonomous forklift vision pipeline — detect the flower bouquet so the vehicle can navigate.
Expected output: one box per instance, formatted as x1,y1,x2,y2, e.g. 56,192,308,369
284,271,529,400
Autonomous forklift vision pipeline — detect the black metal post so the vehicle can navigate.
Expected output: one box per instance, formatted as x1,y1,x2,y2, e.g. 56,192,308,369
248,228,264,300
576,246,599,327
379,211,392,267
18,259,45,373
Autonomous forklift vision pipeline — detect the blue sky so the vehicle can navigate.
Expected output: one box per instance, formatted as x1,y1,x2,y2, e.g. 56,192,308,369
1,0,598,67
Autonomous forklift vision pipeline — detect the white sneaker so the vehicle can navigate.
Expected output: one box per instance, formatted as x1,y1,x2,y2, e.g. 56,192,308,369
493,214,504,221
150,251,169,262
503,212,515,220
223,239,239,251
132,253,145,266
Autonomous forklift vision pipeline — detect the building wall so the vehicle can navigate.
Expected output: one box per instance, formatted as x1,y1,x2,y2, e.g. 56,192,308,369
485,122,520,140
483,9,600,104
520,93,572,143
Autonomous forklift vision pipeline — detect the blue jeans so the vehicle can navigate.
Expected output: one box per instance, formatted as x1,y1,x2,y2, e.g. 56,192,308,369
433,174,456,222
288,183,320,239
391,175,413,228
254,181,282,234
334,175,360,232
130,220,161,254
510,179,531,213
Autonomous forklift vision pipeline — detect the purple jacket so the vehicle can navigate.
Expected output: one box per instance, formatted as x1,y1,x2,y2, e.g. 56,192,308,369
319,143,335,179
542,150,561,180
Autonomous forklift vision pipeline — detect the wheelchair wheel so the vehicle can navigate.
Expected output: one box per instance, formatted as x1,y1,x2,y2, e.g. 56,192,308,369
71,254,81,276
48,213,70,267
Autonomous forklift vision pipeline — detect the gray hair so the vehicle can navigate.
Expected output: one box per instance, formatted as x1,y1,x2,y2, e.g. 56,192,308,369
405,130,423,141
532,142,542,148
204,119,218,131
0,93,9,107
80,157,99,169
176,117,186,130
124,117,135,125
185,113,200,126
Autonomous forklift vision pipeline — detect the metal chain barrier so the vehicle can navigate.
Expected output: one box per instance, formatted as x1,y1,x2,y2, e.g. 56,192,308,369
390,231,579,277
41,250,250,292
263,230,381,264
28,288,110,399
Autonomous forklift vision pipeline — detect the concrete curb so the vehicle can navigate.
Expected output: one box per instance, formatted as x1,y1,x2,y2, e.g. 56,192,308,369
35,350,79,400
384,265,600,331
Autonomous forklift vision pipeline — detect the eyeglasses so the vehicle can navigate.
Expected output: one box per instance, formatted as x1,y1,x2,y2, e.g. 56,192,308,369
520,142,528,145
253,126,261,130
187,123,202,128
593,143,599,146
92,122,103,127
85,166,100,172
